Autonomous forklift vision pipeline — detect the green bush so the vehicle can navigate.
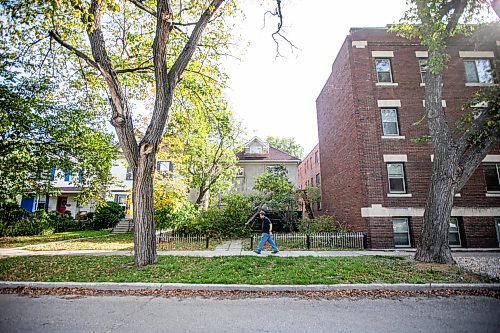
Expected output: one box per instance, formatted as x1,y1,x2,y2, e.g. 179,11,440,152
297,215,349,234
92,201,124,230
0,203,49,236
156,201,198,234
46,211,84,233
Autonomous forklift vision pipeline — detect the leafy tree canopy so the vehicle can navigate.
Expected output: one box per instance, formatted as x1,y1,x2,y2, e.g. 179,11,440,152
0,66,117,204
266,136,304,158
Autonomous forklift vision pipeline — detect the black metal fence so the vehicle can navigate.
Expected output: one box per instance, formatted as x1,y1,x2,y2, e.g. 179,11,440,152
250,232,365,250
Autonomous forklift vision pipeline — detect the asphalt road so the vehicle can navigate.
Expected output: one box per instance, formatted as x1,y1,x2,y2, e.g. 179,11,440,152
1,294,499,333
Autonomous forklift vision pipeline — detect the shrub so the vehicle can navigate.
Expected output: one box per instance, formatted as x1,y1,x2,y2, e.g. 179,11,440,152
156,201,198,234
46,211,84,233
92,201,124,230
0,203,51,236
297,215,349,234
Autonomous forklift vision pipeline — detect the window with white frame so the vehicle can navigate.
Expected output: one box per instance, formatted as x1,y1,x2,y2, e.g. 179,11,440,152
418,59,428,83
250,146,263,154
381,108,400,136
464,59,493,83
126,167,133,181
115,194,127,205
392,218,411,247
317,196,322,211
156,160,170,172
315,173,320,186
449,217,461,247
315,151,319,163
387,163,406,193
236,167,244,177
483,163,500,192
375,59,393,83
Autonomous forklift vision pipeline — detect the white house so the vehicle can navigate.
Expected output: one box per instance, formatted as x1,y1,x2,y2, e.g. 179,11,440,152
20,157,172,219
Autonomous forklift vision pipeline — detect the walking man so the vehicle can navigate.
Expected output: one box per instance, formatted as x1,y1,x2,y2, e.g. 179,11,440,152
254,210,279,254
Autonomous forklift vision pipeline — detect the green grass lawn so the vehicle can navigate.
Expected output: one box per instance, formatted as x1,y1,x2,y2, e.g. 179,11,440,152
0,255,494,284
0,230,111,248
27,233,219,251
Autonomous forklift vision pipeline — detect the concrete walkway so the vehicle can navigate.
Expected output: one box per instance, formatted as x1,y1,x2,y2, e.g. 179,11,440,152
1,246,498,258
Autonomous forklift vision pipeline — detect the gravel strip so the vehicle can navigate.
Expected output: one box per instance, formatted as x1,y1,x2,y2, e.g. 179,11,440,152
455,256,500,280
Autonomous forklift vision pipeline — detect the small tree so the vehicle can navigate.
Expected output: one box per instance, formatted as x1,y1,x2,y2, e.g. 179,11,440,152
296,186,321,219
253,165,297,228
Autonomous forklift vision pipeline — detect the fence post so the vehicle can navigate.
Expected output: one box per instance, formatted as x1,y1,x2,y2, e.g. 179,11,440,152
205,236,209,249
250,235,254,249
306,235,311,250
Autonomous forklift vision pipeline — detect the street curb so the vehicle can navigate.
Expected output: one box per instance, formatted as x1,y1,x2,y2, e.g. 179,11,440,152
1,281,499,292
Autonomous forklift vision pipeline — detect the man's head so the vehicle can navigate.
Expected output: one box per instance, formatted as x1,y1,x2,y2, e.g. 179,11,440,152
259,210,265,218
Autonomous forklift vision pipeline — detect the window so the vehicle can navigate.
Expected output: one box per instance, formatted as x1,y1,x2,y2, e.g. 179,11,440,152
156,161,170,172
64,170,71,182
317,197,322,211
115,194,127,205
126,167,133,181
375,59,393,83
236,167,244,177
449,218,461,247
315,173,320,186
310,177,314,186
393,218,411,247
483,164,500,192
250,146,262,154
464,59,493,83
315,151,319,163
419,59,428,83
387,163,406,193
381,108,400,136
49,168,56,181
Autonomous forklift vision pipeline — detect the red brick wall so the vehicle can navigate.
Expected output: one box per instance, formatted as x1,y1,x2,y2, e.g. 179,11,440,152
316,37,367,232
317,27,500,248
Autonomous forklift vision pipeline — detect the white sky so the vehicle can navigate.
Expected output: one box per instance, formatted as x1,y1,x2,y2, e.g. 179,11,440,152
223,0,409,154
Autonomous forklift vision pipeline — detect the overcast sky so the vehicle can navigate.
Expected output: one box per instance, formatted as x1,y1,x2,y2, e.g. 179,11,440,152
222,0,409,154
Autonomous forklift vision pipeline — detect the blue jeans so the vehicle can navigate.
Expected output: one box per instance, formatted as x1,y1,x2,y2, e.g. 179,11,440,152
256,233,278,252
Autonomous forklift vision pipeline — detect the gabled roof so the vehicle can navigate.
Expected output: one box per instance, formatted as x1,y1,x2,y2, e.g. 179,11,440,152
244,136,268,148
236,145,301,162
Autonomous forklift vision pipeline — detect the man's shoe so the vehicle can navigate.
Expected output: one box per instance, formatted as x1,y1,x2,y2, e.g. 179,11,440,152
271,250,279,254
253,250,261,254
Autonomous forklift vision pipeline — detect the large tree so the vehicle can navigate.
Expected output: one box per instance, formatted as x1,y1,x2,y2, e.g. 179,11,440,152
0,66,116,205
393,0,499,263
2,0,285,266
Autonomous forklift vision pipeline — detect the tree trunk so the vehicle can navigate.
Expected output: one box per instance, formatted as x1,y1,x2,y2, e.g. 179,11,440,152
304,201,314,219
132,152,157,266
415,67,455,264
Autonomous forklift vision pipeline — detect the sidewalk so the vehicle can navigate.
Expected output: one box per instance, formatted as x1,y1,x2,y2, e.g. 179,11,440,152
1,246,498,258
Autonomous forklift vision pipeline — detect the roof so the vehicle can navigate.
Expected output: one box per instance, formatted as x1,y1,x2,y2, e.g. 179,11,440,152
236,146,301,162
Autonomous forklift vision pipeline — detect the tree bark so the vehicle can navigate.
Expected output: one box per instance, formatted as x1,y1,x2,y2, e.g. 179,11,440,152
132,152,157,266
415,67,455,264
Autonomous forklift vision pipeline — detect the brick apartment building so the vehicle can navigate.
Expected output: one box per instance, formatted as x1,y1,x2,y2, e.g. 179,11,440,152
297,144,322,215
316,27,500,249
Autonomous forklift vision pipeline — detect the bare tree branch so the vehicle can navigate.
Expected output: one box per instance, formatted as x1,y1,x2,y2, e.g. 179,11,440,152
127,0,157,16
86,0,139,168
48,31,99,70
116,65,154,74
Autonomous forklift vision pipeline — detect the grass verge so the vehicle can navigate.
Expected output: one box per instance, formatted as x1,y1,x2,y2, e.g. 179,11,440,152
0,230,111,248
27,233,219,251
0,255,495,284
